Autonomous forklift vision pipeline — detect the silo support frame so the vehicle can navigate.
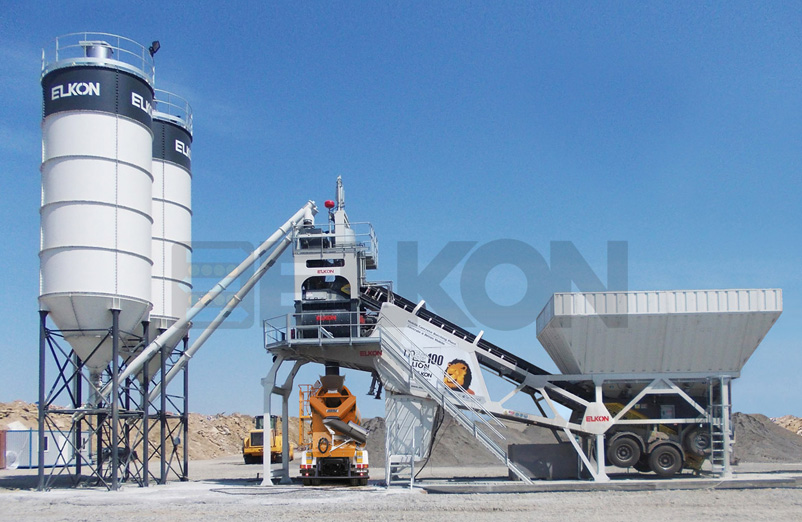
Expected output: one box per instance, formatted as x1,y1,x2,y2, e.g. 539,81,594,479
36,313,147,489
36,313,191,489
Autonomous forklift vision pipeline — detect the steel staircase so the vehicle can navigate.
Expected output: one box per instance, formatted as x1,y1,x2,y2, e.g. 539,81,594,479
378,323,534,484
708,377,733,477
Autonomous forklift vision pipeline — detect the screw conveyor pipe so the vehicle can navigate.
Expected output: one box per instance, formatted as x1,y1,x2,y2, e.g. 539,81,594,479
148,234,291,401
97,201,317,401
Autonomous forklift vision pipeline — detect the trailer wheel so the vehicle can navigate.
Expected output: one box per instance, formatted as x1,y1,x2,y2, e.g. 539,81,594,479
685,428,712,457
608,436,641,468
649,444,682,477
633,458,650,473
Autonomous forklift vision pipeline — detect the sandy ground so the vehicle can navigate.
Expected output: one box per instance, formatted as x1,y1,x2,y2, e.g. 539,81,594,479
2,456,801,521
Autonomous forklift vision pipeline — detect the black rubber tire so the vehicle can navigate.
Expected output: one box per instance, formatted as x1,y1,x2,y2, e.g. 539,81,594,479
359,478,368,486
633,458,650,473
648,444,683,477
608,436,642,468
302,478,312,486
685,428,712,457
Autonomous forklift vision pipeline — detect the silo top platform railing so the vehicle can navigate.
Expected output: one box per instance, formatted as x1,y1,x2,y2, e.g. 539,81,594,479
154,89,193,134
42,32,156,84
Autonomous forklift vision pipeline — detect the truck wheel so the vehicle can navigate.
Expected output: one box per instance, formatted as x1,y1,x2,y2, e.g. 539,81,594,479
608,436,641,468
302,478,312,486
243,455,253,465
360,478,368,486
648,444,682,477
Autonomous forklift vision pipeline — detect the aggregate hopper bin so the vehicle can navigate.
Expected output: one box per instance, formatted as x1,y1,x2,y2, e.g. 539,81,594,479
536,289,782,375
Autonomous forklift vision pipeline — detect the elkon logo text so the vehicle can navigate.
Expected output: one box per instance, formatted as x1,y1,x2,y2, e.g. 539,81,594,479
51,82,100,100
131,92,152,116
175,139,191,159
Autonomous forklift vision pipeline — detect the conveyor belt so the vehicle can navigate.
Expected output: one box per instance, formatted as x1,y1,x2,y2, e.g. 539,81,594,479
360,285,586,402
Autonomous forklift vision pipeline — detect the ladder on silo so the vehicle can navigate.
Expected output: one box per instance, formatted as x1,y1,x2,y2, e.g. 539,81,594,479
378,325,533,485
708,377,733,478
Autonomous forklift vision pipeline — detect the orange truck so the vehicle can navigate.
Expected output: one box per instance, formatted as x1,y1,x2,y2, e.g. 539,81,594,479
298,375,369,486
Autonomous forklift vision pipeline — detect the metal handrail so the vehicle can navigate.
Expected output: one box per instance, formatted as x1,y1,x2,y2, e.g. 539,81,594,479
378,326,532,484
263,311,378,346
42,32,155,84
293,222,378,264
154,89,193,133
378,321,505,438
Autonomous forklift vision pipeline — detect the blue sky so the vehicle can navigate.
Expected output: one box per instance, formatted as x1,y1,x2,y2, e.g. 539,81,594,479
1,2,799,419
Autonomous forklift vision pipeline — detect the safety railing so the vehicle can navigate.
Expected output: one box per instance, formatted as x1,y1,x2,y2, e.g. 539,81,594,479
42,32,156,84
378,323,532,484
154,89,193,133
263,311,379,347
378,317,506,437
292,222,378,267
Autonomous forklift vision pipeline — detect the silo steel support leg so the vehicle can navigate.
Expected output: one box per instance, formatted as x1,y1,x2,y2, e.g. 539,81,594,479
37,311,47,492
142,321,150,487
160,337,167,484
74,351,82,477
111,308,120,491
182,335,189,481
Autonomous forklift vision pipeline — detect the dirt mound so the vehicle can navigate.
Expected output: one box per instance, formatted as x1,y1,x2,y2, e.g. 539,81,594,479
0,402,300,461
733,413,802,463
773,415,802,437
188,412,301,460
0,401,41,430
362,415,564,468
5,401,802,464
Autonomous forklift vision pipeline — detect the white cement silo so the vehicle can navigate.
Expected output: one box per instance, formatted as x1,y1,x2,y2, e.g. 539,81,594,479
39,34,155,385
150,90,193,333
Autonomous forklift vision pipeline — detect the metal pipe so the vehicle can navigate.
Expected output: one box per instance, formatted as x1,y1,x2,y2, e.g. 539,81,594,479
100,201,316,400
149,236,291,401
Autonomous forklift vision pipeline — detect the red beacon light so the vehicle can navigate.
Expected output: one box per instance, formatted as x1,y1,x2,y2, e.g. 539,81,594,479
324,200,336,209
